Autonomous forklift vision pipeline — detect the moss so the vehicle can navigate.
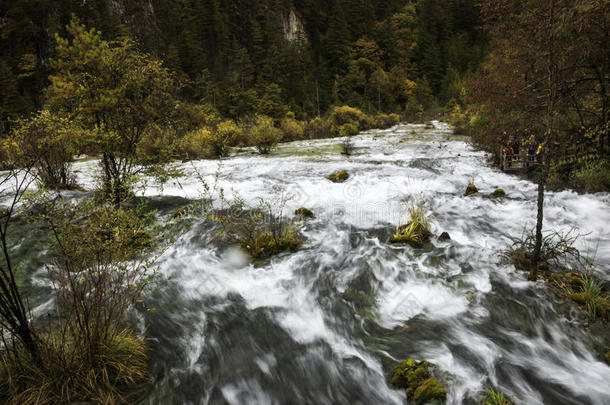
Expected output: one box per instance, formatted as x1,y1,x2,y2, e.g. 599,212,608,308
295,207,314,218
242,229,301,260
484,389,514,405
605,350,610,365
491,188,506,197
413,378,447,404
327,170,349,183
391,359,447,404
464,182,478,196
438,232,451,241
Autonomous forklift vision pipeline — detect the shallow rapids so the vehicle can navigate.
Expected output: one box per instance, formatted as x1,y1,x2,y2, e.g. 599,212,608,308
24,123,610,403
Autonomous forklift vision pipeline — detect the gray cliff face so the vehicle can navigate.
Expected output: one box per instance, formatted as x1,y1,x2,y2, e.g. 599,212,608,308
282,9,307,43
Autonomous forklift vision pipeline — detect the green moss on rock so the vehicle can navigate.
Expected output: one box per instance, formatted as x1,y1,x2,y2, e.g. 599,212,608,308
464,182,478,196
491,188,506,197
327,170,349,183
243,230,301,259
295,207,314,218
413,378,448,404
391,359,447,404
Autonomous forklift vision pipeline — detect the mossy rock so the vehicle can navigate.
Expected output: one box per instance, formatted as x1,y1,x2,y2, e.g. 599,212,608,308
413,378,447,404
327,170,349,183
567,292,609,319
438,232,451,241
244,230,301,259
391,359,447,404
391,359,428,388
605,350,610,365
464,183,478,196
295,207,314,218
491,188,506,197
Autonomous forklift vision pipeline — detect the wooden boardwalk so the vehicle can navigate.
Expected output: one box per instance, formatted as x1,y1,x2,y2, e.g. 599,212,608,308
500,150,542,172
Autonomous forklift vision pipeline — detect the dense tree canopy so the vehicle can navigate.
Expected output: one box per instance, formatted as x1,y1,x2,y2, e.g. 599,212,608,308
0,0,486,133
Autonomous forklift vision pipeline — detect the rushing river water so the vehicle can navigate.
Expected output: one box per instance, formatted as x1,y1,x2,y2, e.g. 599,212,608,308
11,122,610,404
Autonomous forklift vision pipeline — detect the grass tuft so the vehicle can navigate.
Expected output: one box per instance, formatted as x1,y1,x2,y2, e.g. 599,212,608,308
391,202,433,247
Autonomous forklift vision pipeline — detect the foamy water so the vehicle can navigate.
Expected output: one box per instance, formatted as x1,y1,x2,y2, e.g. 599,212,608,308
7,122,610,404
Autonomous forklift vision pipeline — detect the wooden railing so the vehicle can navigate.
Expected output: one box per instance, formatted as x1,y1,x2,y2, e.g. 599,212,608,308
500,150,542,172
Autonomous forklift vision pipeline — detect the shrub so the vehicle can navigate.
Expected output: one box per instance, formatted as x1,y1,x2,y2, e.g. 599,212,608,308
373,113,400,129
209,120,242,156
328,105,370,136
213,196,301,259
506,227,582,274
180,127,215,159
247,115,283,154
0,200,165,404
0,328,148,405
341,137,354,156
280,114,305,141
9,110,78,189
572,158,610,193
304,117,331,139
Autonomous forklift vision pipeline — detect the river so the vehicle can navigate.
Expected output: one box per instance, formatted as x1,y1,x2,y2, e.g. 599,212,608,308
15,122,610,404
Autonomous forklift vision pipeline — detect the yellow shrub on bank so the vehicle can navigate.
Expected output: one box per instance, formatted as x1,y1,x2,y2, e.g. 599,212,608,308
280,114,305,141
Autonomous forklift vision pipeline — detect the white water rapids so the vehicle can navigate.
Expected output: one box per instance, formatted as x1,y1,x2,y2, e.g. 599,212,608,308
11,122,610,404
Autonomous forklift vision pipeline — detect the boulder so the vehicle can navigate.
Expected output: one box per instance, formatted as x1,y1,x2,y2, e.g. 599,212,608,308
464,183,478,196
327,170,349,183
438,232,451,241
491,188,506,197
295,207,314,218
391,359,447,404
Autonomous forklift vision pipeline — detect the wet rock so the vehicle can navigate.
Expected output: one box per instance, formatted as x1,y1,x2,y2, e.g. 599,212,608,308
464,182,478,196
491,188,506,197
438,232,451,241
391,359,447,404
294,207,314,218
413,378,448,404
327,170,349,183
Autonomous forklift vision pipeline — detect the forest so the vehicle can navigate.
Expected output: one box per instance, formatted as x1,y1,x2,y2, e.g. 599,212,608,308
0,0,609,404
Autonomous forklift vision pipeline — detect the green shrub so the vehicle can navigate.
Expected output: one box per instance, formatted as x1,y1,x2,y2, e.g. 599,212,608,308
213,197,302,259
0,201,165,404
328,105,370,136
572,158,610,193
9,110,78,189
374,113,400,129
304,117,331,139
280,114,305,141
180,127,215,159
247,115,283,154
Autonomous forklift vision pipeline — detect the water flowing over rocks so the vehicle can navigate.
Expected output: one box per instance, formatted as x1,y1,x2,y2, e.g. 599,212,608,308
9,122,610,404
